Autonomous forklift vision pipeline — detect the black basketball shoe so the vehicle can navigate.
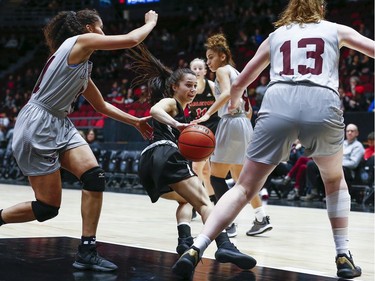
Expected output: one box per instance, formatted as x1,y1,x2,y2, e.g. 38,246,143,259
176,236,194,256
215,241,257,269
336,252,361,279
172,246,200,280
73,245,118,272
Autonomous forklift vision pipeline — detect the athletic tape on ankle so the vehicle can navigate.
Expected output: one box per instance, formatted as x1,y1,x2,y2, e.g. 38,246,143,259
326,190,350,218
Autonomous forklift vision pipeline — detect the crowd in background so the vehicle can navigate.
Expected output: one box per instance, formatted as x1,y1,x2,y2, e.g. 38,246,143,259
0,0,374,146
0,0,373,205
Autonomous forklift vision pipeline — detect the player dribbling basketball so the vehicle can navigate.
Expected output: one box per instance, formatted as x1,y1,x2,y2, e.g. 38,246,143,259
128,44,256,271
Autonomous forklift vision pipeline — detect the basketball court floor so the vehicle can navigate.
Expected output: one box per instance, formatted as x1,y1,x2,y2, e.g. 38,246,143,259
0,183,373,281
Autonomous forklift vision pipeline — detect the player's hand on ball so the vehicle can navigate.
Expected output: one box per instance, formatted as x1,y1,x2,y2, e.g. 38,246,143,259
176,122,191,132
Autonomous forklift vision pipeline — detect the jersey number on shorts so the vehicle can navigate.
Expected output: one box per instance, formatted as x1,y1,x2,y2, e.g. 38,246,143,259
279,38,324,76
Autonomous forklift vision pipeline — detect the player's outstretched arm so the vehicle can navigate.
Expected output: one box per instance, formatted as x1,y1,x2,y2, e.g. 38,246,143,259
337,24,375,58
83,79,153,140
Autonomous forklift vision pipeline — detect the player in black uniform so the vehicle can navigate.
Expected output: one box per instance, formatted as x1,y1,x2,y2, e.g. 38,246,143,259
189,58,219,207
127,44,256,272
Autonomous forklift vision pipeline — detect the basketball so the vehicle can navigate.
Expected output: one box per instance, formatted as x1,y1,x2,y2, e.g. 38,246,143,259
178,124,216,162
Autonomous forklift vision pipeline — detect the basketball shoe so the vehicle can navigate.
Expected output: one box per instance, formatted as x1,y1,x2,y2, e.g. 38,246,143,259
73,245,118,272
215,241,257,269
225,222,237,238
172,246,201,280
246,216,273,236
176,236,194,256
335,252,362,278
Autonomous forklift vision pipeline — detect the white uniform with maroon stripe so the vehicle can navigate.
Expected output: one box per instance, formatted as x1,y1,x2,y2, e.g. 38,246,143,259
269,20,340,93
12,35,90,176
247,21,345,165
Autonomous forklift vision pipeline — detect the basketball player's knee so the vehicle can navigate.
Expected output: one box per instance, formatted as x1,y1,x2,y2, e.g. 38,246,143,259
326,189,351,218
32,200,60,222
80,166,106,192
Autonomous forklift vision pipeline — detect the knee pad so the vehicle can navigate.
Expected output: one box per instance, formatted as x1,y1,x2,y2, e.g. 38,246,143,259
80,166,106,192
32,200,59,222
326,189,351,218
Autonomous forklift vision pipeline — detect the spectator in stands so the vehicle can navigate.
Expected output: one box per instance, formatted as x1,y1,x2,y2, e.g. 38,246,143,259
338,87,346,111
364,132,374,163
130,85,151,117
251,28,265,46
302,124,365,201
0,121,5,144
124,91,134,105
0,112,10,143
107,81,121,100
344,76,367,111
0,8,158,273
255,74,269,106
345,53,362,77
270,140,308,200
368,99,374,112
0,112,9,129
173,1,373,279
234,29,250,48
362,132,375,188
111,90,125,105
119,77,131,97
128,43,255,269
85,129,101,152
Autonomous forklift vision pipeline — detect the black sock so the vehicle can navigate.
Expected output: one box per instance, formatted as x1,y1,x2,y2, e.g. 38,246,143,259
80,236,96,248
209,194,218,205
177,224,191,238
214,232,230,248
0,209,5,226
210,176,229,200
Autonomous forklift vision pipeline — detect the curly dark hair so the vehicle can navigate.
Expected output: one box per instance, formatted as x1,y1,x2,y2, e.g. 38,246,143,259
205,33,235,67
43,9,100,54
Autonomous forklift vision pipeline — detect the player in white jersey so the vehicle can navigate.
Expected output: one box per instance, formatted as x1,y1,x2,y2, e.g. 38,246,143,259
173,0,374,279
0,9,158,272
191,34,272,239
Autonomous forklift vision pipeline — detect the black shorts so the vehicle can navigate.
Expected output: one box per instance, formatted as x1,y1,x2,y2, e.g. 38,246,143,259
138,144,195,203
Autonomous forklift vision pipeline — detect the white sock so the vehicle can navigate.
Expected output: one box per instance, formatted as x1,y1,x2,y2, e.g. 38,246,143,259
333,228,349,255
192,234,211,258
254,206,266,222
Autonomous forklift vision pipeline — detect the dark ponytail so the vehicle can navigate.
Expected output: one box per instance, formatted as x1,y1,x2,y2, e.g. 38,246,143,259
127,43,173,105
128,44,196,105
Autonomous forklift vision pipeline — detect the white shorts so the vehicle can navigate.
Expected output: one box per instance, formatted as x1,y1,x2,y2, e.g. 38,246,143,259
211,113,253,165
247,83,345,165
12,101,86,176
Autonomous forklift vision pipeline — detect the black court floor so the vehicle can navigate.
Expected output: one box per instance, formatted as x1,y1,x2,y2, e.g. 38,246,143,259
0,237,344,281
